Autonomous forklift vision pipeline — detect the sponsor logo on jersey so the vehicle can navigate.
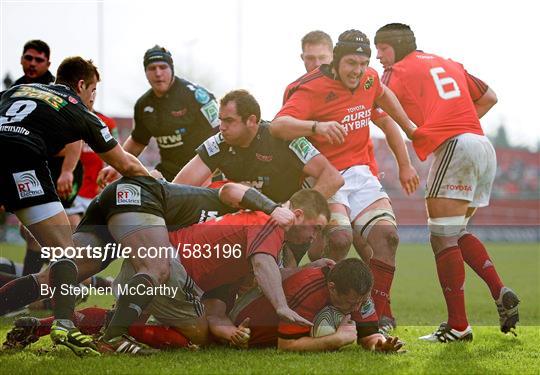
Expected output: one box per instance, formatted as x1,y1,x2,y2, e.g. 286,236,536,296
12,170,44,199
100,127,113,142
144,106,154,113
204,133,223,156
360,297,376,318
116,184,141,205
341,107,372,131
156,130,184,148
255,153,273,162
325,91,337,103
442,184,472,192
194,88,211,104
289,137,319,163
11,86,67,111
171,108,187,117
68,96,78,104
364,76,374,90
200,100,220,128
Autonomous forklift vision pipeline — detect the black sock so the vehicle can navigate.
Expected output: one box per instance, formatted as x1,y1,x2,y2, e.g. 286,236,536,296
49,259,78,321
23,249,47,275
103,273,155,340
0,274,41,315
0,271,18,288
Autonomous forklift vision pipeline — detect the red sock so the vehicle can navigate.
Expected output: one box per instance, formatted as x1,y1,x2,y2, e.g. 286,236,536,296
36,307,109,337
370,258,395,319
459,233,504,299
128,325,190,349
435,246,468,331
75,307,109,335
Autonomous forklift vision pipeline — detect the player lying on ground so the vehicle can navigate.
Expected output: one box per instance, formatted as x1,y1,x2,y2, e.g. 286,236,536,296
5,259,402,354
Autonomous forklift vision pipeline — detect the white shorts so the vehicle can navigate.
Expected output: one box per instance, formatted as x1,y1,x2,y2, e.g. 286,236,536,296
113,258,205,326
426,133,496,207
327,165,389,221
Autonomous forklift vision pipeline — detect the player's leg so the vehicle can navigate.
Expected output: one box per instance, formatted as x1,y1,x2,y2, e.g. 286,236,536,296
99,213,170,348
352,198,398,328
324,204,353,261
19,224,47,275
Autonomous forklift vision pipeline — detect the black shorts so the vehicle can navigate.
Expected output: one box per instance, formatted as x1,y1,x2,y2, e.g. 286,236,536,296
48,156,83,208
0,141,59,212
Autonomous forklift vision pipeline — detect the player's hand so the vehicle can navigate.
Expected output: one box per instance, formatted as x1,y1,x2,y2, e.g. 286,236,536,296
375,335,404,353
276,306,313,327
399,164,420,195
230,317,251,349
97,166,121,188
270,206,295,228
315,121,347,144
307,258,336,268
336,314,357,346
56,171,74,199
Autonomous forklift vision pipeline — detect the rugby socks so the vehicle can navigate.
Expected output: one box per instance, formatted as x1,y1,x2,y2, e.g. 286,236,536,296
22,248,47,275
128,325,190,349
0,271,18,288
370,258,395,319
435,246,468,331
102,273,155,341
0,274,41,315
36,307,109,337
49,259,78,321
458,233,504,300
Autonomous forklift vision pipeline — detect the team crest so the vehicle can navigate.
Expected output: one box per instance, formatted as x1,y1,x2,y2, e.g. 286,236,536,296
364,76,374,90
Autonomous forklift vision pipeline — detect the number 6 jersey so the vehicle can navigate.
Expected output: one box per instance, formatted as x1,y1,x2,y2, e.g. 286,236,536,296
381,51,489,161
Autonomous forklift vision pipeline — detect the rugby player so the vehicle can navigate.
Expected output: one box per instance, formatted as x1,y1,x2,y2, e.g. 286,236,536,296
271,30,419,329
374,23,519,342
0,56,149,355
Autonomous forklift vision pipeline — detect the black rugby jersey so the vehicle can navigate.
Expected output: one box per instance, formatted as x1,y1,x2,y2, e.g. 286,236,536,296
132,77,219,180
196,122,320,202
0,83,117,157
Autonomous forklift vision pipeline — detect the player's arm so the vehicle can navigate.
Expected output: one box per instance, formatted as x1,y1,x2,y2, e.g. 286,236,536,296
270,116,347,144
372,115,419,195
250,253,312,326
474,87,497,119
98,144,150,177
302,155,343,199
172,155,214,185
55,140,83,199
375,85,417,139
122,136,147,157
278,314,356,352
203,298,251,348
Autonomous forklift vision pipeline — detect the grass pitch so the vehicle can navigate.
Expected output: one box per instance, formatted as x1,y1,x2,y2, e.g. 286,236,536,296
0,242,538,374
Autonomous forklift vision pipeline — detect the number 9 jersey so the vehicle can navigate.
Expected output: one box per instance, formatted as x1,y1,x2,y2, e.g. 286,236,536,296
0,83,117,212
381,51,489,161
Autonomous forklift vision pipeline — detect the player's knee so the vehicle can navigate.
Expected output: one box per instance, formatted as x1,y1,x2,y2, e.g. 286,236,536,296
327,229,352,253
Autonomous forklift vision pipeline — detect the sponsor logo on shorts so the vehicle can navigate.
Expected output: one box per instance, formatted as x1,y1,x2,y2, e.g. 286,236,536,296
12,170,44,199
442,184,472,192
116,184,141,205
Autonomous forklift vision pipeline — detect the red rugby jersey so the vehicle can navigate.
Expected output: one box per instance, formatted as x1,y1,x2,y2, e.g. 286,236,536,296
233,267,378,346
79,112,117,198
169,211,283,292
277,65,384,171
382,51,488,161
